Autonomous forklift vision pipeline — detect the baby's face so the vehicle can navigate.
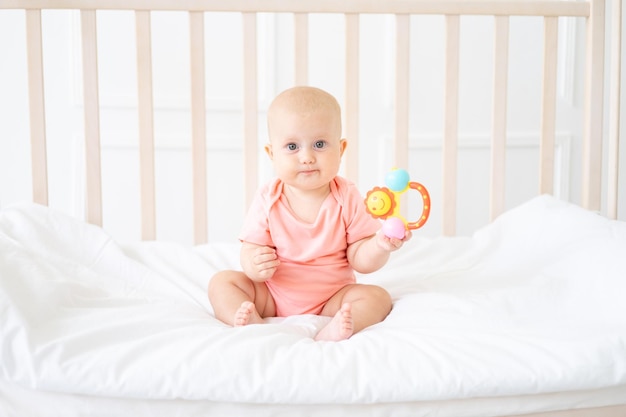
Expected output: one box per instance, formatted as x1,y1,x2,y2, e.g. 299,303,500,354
265,106,345,195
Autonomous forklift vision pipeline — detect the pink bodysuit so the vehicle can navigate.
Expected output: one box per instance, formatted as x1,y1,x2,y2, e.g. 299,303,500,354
239,176,381,316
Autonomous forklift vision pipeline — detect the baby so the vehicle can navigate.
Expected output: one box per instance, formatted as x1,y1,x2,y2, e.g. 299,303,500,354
208,86,410,341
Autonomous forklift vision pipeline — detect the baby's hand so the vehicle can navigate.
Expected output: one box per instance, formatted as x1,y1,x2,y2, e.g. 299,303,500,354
376,229,412,252
246,245,280,281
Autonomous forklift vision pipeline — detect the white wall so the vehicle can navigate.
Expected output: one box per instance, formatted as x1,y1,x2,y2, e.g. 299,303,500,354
0,8,624,245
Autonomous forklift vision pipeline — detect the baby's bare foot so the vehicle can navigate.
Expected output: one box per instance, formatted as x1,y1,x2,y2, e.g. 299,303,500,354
315,303,354,341
234,301,263,327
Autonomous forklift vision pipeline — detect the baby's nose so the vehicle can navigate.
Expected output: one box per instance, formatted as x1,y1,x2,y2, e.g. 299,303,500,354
300,149,315,164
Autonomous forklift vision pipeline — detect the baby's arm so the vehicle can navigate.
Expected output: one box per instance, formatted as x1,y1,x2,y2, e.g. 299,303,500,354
240,242,280,281
347,230,411,274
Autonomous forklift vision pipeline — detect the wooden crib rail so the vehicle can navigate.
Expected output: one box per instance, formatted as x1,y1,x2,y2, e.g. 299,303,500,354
0,0,618,242
1,0,592,16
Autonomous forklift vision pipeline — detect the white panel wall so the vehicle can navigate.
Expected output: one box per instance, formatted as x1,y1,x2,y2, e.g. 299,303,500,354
0,9,624,245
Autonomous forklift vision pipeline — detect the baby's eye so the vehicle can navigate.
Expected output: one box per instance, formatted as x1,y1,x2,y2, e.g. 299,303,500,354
286,143,298,151
313,140,327,149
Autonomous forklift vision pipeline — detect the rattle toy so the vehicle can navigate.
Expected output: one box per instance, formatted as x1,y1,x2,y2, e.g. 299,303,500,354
364,168,431,239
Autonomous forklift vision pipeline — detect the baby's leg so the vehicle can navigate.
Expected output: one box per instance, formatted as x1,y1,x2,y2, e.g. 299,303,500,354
316,284,392,341
208,270,275,326
314,303,353,341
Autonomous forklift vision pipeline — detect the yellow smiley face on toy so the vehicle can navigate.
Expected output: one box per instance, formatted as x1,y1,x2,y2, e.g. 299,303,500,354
365,187,396,218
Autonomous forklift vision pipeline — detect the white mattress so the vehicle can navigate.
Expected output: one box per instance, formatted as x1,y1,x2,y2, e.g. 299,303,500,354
2,378,626,417
1,195,625,415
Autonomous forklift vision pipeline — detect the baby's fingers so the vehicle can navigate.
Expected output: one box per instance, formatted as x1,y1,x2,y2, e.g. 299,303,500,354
387,237,404,249
253,247,280,276
253,246,277,262
376,231,407,251
254,251,278,265
390,229,412,247
255,265,278,280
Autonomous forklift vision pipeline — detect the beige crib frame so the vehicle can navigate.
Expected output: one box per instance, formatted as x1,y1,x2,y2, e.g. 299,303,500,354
0,0,625,415
1,0,622,244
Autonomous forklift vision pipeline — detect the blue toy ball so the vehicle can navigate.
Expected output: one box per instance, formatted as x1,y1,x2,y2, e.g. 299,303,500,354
385,168,410,192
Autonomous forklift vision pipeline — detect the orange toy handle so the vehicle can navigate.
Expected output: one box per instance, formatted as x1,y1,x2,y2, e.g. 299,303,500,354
405,182,431,230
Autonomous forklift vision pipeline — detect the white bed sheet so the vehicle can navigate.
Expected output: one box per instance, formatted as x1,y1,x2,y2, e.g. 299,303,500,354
1,195,625,411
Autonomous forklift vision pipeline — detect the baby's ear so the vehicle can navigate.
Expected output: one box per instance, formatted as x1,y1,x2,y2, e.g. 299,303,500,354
339,139,347,156
264,143,274,159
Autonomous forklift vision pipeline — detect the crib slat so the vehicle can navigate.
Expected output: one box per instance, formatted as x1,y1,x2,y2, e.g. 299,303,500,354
582,0,605,212
294,13,308,85
394,14,410,171
442,15,460,236
190,11,208,244
539,16,558,195
25,9,49,206
344,13,359,181
490,16,509,220
81,10,103,226
135,10,156,241
242,12,258,210
607,0,621,220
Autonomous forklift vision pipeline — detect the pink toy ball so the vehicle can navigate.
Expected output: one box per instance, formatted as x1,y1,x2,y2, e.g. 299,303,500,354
382,217,406,239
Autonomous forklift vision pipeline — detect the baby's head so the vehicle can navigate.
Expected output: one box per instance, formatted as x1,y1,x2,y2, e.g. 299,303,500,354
267,86,342,143
265,86,346,192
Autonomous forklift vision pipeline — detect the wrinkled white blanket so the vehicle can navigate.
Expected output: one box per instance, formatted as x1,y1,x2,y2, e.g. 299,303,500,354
1,195,625,404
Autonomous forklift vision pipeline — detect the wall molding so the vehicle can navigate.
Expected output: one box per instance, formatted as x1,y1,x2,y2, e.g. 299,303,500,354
378,132,572,199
